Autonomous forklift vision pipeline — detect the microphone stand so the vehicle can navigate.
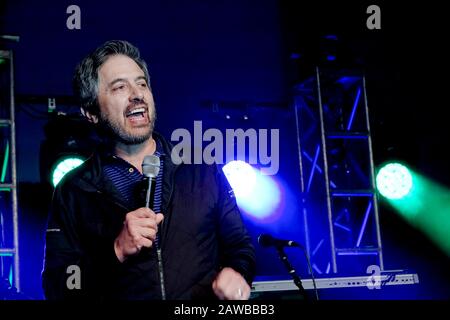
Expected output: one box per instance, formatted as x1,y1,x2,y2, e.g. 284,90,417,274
275,245,308,300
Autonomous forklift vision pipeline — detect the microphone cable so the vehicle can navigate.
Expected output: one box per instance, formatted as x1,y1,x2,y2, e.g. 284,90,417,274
145,176,166,300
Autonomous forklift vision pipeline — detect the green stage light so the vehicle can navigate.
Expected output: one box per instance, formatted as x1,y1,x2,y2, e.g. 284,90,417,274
380,163,450,257
52,157,84,187
376,162,413,199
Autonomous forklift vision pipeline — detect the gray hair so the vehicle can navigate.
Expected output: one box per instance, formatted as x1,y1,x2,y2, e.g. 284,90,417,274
73,40,150,115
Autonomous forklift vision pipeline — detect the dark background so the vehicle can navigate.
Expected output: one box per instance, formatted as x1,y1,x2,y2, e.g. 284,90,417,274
1,0,449,299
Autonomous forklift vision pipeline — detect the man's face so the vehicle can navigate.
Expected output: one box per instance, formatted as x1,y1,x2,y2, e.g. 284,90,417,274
96,54,156,145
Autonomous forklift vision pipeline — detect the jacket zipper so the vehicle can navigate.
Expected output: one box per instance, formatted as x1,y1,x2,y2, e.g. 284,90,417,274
157,159,180,300
160,162,181,241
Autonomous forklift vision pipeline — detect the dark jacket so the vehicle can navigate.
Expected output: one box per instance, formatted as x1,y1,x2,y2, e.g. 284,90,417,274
42,133,255,300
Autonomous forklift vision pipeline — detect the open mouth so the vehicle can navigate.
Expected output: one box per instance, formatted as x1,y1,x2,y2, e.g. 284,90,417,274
125,107,147,119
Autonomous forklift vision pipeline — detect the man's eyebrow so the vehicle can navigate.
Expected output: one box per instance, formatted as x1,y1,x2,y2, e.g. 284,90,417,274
109,78,127,87
135,76,147,82
108,76,147,87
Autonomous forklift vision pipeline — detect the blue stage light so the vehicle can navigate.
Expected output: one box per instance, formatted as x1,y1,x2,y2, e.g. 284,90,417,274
223,161,281,221
222,160,256,198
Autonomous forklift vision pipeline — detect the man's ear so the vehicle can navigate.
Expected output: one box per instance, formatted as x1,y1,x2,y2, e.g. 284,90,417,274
81,108,99,124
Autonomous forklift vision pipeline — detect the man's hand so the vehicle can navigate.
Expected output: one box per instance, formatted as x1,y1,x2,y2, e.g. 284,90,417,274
114,207,164,262
212,267,251,300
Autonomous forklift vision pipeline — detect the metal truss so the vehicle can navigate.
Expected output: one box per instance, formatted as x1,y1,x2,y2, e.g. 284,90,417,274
294,67,383,275
0,50,20,291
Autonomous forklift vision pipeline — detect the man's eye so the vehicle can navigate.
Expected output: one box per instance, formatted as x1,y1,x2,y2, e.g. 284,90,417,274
113,85,125,91
138,82,147,88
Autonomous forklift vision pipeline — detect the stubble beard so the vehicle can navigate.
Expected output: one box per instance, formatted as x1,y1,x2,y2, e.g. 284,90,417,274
98,108,156,146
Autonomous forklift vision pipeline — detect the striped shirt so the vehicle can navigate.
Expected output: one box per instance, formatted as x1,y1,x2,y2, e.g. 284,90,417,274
103,139,165,215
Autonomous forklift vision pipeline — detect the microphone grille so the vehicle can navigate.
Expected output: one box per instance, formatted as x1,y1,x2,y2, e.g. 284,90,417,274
142,155,160,178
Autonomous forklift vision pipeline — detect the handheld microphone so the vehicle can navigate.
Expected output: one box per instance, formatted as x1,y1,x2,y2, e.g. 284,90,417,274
142,154,165,300
258,234,302,248
142,155,161,208
142,155,166,300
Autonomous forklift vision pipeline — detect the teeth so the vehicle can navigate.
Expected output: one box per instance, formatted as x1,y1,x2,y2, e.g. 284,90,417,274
127,107,146,116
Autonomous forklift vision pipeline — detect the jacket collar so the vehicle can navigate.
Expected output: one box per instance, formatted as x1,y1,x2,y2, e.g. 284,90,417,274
71,131,180,196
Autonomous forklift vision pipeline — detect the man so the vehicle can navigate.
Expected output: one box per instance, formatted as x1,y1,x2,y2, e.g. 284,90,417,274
42,40,255,300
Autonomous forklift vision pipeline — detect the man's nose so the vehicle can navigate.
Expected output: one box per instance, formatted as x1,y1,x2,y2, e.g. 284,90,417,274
130,85,144,102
